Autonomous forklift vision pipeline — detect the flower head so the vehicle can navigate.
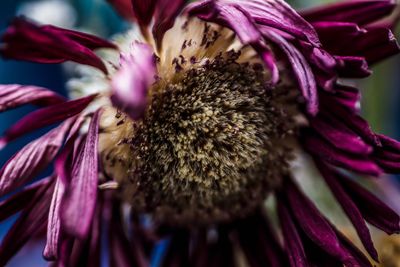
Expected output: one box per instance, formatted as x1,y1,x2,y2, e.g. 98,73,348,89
1,0,400,266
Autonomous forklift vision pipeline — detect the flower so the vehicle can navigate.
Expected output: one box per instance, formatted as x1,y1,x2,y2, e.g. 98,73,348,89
0,0,400,265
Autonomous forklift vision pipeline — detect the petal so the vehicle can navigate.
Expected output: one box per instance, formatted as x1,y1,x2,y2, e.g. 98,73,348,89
0,178,50,222
152,0,188,50
277,200,308,267
0,94,96,147
131,0,158,27
0,177,54,266
0,118,74,196
338,172,400,234
44,177,66,260
61,110,101,239
111,43,156,120
235,213,287,267
1,18,112,73
335,56,371,78
263,30,318,114
41,25,117,50
301,0,396,25
284,179,354,263
310,113,372,155
0,84,66,112
317,162,378,261
303,131,381,176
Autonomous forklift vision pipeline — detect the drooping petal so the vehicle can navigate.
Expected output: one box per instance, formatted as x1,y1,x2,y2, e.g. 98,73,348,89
111,43,156,120
0,118,74,196
152,0,188,50
44,178,66,260
61,110,101,239
303,131,381,176
161,231,190,267
317,161,378,261
235,213,287,267
188,0,320,45
0,94,96,147
0,177,54,266
277,200,308,267
373,134,400,173
1,18,112,73
300,0,396,25
0,84,65,112
284,179,354,264
0,177,50,222
131,0,158,28
337,172,400,234
310,114,372,155
263,30,318,114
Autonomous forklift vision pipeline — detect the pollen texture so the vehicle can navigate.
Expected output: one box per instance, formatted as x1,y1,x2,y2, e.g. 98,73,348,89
102,55,295,225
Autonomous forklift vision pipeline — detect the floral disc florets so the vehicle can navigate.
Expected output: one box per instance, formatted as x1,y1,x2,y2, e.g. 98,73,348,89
99,20,297,225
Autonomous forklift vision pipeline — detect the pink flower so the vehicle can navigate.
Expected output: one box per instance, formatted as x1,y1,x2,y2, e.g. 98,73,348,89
0,0,400,265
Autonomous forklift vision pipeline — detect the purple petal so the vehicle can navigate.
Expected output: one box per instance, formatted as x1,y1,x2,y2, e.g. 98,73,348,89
236,213,287,267
284,179,355,263
111,43,156,120
338,172,400,234
106,0,135,21
41,25,117,50
263,30,318,114
188,0,320,45
161,231,190,267
0,84,66,112
0,118,74,196
0,177,50,222
61,110,101,239
1,18,111,73
317,162,378,261
0,177,54,266
131,0,157,27
319,97,380,146
0,94,96,147
333,227,373,267
301,0,396,25
109,199,149,267
44,177,66,260
335,56,371,78
310,114,372,155
373,134,400,173
152,0,188,50
277,200,308,267
303,131,381,176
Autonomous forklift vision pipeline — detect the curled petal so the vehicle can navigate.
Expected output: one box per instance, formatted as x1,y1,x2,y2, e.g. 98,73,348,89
0,177,54,266
263,30,318,114
0,118,74,196
1,18,112,73
303,131,382,176
317,162,378,261
153,0,188,50
44,177,66,260
0,84,66,113
338,171,400,234
61,110,101,239
335,56,371,78
301,0,396,25
284,179,355,264
0,94,96,147
0,178,50,222
111,43,156,120
277,200,307,267
131,0,158,27
310,114,371,155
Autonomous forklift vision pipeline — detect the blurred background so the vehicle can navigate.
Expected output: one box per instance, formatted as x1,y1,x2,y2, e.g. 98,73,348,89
0,0,399,266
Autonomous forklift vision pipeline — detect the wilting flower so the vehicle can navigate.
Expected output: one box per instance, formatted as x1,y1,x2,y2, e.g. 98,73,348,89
0,0,400,265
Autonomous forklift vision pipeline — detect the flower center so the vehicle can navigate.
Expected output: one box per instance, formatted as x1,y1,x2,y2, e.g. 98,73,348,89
100,54,296,225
